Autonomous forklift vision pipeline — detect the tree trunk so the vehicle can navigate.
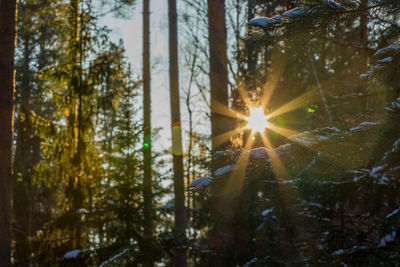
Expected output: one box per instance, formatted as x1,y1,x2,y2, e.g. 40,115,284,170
208,0,230,156
243,0,255,148
246,0,255,92
67,0,84,250
13,26,32,266
168,0,187,266
0,0,18,265
142,0,153,265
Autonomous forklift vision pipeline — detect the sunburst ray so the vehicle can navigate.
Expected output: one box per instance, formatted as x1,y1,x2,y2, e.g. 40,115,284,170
259,133,288,179
267,87,319,119
267,123,300,139
220,133,255,196
212,99,247,120
260,52,288,111
213,127,246,148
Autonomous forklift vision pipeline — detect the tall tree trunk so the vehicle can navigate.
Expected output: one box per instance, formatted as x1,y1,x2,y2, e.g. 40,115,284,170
0,0,18,265
208,0,230,156
243,0,255,148
246,0,255,92
67,0,84,250
168,0,187,266
207,1,232,265
13,26,32,266
142,0,153,265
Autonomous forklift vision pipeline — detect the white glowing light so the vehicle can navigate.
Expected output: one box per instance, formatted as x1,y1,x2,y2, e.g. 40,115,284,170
246,107,270,133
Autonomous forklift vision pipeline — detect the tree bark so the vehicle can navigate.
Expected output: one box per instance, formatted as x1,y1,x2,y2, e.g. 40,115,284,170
168,0,187,266
13,24,32,266
208,0,230,156
67,0,84,250
0,0,18,266
142,0,153,265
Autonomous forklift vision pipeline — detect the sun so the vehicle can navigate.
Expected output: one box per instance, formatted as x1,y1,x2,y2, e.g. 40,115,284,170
246,107,270,133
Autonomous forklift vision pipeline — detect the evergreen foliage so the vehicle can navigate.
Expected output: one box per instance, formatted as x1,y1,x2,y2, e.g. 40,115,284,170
7,0,400,265
189,0,400,265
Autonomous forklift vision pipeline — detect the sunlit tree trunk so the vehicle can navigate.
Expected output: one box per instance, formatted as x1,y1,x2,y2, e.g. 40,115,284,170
168,0,187,266
142,0,154,265
67,0,84,250
208,0,230,156
0,0,18,265
243,0,255,148
246,0,255,92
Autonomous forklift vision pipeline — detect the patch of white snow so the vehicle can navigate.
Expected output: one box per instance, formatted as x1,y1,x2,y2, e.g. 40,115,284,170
248,17,272,27
215,165,237,176
377,56,393,63
63,249,81,259
387,208,400,219
261,208,273,216
372,64,384,70
283,7,309,19
249,147,270,159
349,121,383,132
190,177,213,189
379,231,396,247
98,248,129,267
272,15,282,23
324,0,346,10
374,45,400,57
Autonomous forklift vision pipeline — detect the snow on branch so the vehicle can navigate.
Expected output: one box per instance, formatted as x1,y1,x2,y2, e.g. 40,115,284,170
190,177,213,190
98,248,130,267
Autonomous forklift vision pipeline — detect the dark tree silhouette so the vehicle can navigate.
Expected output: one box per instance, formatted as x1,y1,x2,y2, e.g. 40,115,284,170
0,0,18,265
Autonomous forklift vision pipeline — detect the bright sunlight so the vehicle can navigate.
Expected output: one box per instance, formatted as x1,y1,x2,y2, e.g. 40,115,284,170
245,107,270,133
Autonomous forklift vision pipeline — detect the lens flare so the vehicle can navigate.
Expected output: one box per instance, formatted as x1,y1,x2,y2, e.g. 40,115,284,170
246,107,270,133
